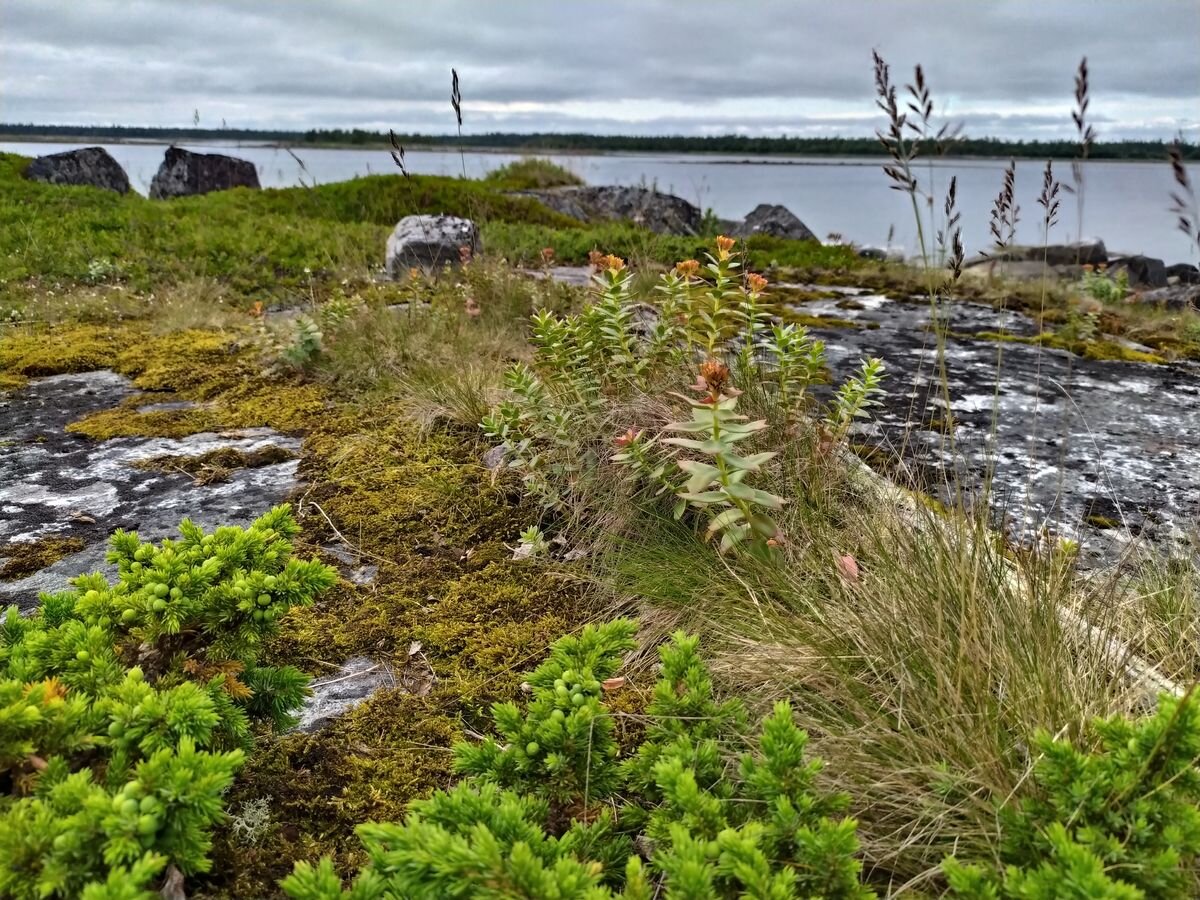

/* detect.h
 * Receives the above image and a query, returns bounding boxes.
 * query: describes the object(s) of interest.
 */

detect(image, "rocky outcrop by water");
[0,371,300,610]
[24,147,131,194]
[733,204,817,241]
[149,147,261,199]
[512,185,702,235]
[778,286,1200,563]
[386,215,481,274]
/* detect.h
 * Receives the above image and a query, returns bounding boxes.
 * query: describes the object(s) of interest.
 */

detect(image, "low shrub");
[0,505,337,898]
[483,158,586,190]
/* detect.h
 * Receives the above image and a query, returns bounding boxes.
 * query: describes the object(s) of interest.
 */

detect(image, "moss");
[969,330,1167,365]
[776,307,875,330]
[0,325,121,375]
[1084,514,1120,530]
[134,445,299,485]
[0,536,86,580]
[0,372,27,393]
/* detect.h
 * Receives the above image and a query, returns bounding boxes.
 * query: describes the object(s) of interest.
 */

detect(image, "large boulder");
[149,147,260,199]
[1165,263,1200,285]
[732,204,817,242]
[1108,254,1168,288]
[512,185,701,235]
[386,215,481,276]
[24,147,130,194]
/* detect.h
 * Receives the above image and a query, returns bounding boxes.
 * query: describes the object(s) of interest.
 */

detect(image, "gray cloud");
[1,0,1197,139]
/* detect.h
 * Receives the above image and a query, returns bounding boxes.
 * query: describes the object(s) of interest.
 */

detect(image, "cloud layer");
[2,1,1197,139]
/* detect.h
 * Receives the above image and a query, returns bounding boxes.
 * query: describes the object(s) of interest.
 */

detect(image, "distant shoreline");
[0,134,1191,167]
[1,128,1196,164]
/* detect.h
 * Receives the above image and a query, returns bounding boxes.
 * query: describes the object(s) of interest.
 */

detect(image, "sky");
[2,1,1198,141]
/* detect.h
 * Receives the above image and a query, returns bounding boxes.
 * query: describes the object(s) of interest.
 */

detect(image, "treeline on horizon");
[2,122,1197,161]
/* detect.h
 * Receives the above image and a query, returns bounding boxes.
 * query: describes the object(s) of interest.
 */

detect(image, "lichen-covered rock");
[149,146,260,199]
[733,203,817,242]
[510,185,701,235]
[24,147,130,194]
[295,656,393,732]
[385,215,481,275]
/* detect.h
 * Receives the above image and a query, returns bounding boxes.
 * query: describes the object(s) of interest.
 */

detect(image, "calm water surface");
[4,141,1197,262]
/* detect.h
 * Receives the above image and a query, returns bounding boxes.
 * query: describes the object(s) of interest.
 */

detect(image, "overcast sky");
[2,1,1197,140]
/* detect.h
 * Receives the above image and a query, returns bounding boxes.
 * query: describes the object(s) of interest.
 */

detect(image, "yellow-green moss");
[1084,514,1120,530]
[0,536,86,580]
[970,330,1167,365]
[0,324,121,376]
[0,372,27,393]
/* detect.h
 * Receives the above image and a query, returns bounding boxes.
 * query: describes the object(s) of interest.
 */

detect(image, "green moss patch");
[0,535,86,580]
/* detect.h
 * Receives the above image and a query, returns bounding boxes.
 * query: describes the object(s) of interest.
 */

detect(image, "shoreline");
[0,134,1192,166]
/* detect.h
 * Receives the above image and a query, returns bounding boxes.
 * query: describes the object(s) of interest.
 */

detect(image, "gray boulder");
[732,204,817,242]
[512,185,701,235]
[964,239,1107,269]
[1132,284,1200,310]
[149,147,260,199]
[386,215,481,276]
[1166,263,1200,285]
[1109,255,1167,288]
[24,147,130,194]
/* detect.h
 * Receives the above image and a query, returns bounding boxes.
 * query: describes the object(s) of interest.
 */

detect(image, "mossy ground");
[0,314,593,897]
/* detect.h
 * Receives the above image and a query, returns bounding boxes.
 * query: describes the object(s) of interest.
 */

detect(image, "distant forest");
[2,123,1197,161]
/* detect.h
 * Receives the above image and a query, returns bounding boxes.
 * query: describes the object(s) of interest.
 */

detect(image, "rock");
[24,147,130,194]
[295,656,391,732]
[1108,255,1167,288]
[960,260,1081,282]
[511,186,701,235]
[1166,263,1200,285]
[1131,284,1200,310]
[482,445,508,469]
[0,371,301,610]
[964,240,1107,269]
[857,245,905,262]
[732,204,817,242]
[385,215,481,276]
[149,147,260,199]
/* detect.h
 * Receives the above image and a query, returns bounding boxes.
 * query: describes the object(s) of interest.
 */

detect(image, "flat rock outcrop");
[149,147,261,199]
[24,147,131,194]
[0,371,300,610]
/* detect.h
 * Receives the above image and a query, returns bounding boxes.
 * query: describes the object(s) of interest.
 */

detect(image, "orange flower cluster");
[674,258,701,278]
[746,273,768,293]
[715,235,736,253]
[602,254,626,272]
[691,358,736,401]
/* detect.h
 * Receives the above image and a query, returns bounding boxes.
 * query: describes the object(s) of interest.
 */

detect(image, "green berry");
[152,599,167,612]
[170,587,182,600]
[525,741,540,755]
[108,721,124,738]
[139,796,160,814]
[257,593,271,606]
[84,590,101,602]
[571,693,584,707]
[75,650,90,662]
[121,799,138,817]
[154,583,169,598]
[137,814,159,836]
[121,608,137,623]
